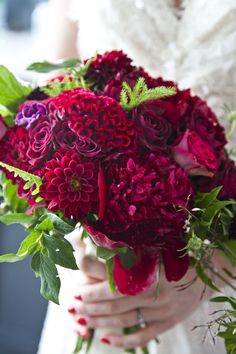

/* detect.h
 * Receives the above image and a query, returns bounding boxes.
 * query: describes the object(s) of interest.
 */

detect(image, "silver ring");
[136,308,146,328]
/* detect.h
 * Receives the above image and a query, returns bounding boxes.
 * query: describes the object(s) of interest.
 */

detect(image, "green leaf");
[195,187,222,209]
[0,65,32,111]
[0,230,41,263]
[202,200,235,224]
[42,234,78,270]
[1,175,28,213]
[196,263,220,292]
[73,335,84,354]
[119,248,136,270]
[36,217,54,232]
[41,213,75,235]
[120,77,176,111]
[31,252,61,304]
[27,58,80,73]
[0,161,42,198]
[96,246,127,260]
[210,296,236,310]
[0,104,14,126]
[106,258,116,292]
[0,213,34,226]
[218,240,236,266]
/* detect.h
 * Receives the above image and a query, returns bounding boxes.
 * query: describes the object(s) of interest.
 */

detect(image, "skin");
[64,229,235,349]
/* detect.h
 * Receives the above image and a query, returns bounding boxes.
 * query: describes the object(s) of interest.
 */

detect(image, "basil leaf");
[31,252,60,304]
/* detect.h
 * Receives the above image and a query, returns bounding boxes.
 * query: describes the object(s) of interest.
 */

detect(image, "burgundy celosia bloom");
[40,150,99,220]
[47,88,136,155]
[16,102,48,129]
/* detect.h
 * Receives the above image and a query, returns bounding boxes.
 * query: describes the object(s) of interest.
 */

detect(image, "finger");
[78,281,124,303]
[73,304,173,329]
[102,321,172,348]
[77,254,106,281]
[73,295,150,316]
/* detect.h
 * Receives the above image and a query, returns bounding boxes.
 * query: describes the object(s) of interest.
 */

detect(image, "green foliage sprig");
[41,59,93,97]
[0,162,43,202]
[120,77,176,110]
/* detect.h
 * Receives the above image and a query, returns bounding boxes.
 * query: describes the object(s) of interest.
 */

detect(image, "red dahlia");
[40,150,99,220]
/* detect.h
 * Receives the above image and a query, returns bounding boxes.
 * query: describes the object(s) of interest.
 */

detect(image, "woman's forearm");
[46,0,79,59]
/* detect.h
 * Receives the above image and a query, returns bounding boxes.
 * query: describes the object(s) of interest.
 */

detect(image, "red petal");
[113,250,159,295]
[162,243,189,282]
[98,167,106,220]
[85,223,127,250]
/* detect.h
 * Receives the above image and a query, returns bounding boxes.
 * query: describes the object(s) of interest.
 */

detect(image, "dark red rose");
[132,101,172,150]
[40,150,99,220]
[199,158,236,200]
[172,129,219,177]
[187,96,226,156]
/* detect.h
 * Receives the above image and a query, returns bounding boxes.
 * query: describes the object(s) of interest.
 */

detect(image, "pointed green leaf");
[42,234,78,270]
[0,230,41,263]
[31,252,61,304]
[27,58,80,73]
[0,213,35,226]
[0,65,32,111]
[96,246,127,261]
[40,213,75,234]
[210,296,236,310]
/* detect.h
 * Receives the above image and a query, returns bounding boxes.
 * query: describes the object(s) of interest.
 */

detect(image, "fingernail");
[100,337,110,345]
[77,317,87,326]
[68,307,76,314]
[74,295,82,301]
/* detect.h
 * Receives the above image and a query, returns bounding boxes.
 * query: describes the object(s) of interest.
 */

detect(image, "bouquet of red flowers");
[0,51,235,353]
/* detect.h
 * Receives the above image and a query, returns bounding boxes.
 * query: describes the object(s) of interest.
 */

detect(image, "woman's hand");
[65,233,211,349]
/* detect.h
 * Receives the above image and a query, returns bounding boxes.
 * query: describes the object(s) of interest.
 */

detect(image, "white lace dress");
[37,1,236,353]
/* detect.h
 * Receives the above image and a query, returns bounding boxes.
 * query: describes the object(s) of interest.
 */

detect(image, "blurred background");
[0,1,50,353]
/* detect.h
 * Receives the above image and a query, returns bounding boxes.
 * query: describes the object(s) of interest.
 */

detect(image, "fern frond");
[120,77,177,111]
[0,162,43,199]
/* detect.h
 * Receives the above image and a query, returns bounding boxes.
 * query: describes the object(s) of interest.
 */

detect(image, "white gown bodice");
[38,1,236,353]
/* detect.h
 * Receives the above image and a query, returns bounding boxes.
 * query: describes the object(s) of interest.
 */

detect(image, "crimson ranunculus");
[172,129,219,177]
[40,150,99,220]
[47,88,136,155]
[27,116,55,167]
